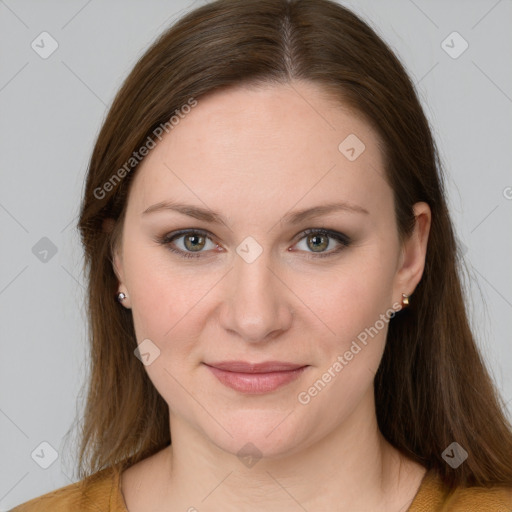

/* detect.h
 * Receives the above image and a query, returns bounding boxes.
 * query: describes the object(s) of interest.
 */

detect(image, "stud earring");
[117,292,127,303]
[401,293,410,308]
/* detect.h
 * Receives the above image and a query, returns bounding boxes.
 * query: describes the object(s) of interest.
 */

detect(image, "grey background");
[1,0,511,509]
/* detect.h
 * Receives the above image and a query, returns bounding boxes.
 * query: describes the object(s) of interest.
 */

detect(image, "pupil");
[186,235,203,251]
[310,234,327,252]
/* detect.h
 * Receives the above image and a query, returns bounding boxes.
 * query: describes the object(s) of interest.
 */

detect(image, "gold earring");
[401,293,410,308]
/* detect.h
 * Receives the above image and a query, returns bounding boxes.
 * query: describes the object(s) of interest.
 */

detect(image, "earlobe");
[107,219,131,308]
[113,254,131,308]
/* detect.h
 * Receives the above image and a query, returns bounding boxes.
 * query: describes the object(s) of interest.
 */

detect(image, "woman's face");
[113,80,429,459]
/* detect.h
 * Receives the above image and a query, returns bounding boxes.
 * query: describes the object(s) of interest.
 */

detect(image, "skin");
[113,80,431,511]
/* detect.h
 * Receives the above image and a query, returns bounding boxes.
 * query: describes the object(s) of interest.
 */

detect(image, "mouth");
[203,361,309,394]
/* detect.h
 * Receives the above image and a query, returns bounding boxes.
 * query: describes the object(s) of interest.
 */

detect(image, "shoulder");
[9,465,124,512]
[410,469,512,511]
[445,484,512,511]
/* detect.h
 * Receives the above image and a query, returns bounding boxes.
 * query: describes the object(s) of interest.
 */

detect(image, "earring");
[401,293,410,308]
[117,292,127,303]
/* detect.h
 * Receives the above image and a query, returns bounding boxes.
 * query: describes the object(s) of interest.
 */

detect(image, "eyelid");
[156,227,351,259]
[292,228,350,245]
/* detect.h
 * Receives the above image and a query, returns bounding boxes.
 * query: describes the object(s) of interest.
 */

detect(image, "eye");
[156,229,218,259]
[155,228,351,259]
[292,228,351,259]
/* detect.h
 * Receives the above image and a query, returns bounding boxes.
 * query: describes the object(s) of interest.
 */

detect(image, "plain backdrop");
[1,0,511,509]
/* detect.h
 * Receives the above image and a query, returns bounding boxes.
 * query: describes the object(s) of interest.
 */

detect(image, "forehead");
[127,81,390,223]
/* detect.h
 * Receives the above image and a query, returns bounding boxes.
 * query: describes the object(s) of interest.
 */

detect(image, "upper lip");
[204,361,307,373]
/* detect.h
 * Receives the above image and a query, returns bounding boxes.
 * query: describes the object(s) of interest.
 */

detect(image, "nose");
[218,250,293,343]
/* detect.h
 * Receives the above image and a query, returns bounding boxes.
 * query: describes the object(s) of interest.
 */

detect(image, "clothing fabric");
[10,464,512,511]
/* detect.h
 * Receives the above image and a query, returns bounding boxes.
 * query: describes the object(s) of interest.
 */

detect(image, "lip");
[206,360,306,373]
[203,361,309,394]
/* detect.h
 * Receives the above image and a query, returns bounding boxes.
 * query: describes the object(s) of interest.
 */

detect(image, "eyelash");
[154,228,352,260]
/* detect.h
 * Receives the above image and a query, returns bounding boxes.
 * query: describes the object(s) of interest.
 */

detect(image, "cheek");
[296,280,392,430]
[298,250,396,415]
[309,252,396,351]
[122,240,206,338]
[123,245,209,409]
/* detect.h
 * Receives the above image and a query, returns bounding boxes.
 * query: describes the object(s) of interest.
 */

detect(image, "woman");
[12,0,512,510]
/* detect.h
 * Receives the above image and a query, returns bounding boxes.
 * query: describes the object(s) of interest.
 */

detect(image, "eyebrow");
[141,200,369,224]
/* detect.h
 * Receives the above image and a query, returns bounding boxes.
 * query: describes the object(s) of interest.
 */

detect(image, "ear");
[393,202,431,302]
[102,217,125,284]
[112,245,124,284]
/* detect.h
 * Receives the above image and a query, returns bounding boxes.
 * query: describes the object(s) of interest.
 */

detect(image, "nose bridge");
[220,242,291,342]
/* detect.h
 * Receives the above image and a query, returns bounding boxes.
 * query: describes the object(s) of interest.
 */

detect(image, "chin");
[199,408,316,462]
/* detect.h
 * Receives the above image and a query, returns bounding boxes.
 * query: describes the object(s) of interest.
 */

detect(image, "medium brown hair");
[75,0,512,490]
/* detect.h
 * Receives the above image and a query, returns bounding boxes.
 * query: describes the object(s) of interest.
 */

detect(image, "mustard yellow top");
[10,465,512,511]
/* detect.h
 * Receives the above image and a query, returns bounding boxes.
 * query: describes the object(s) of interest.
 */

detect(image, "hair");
[75,0,512,490]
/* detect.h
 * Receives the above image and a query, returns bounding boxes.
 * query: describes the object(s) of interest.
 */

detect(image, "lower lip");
[205,365,308,394]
